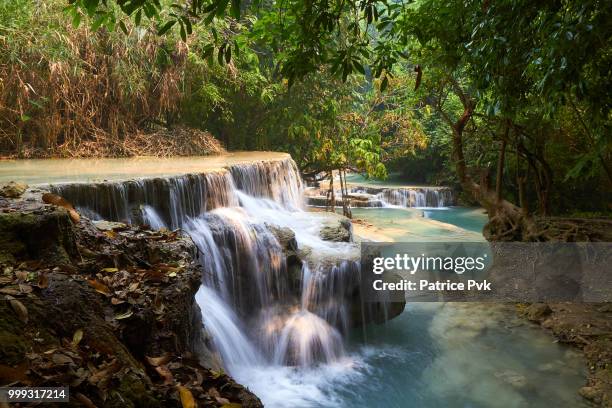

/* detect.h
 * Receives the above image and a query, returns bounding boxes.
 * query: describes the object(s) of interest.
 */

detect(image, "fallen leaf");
[110,297,125,305]
[37,272,49,289]
[87,279,110,296]
[52,353,75,365]
[155,365,174,385]
[7,295,28,323]
[142,270,166,283]
[72,329,84,347]
[0,287,21,296]
[177,385,195,408]
[114,309,133,320]
[156,264,181,273]
[101,267,118,273]
[19,284,32,294]
[89,360,121,385]
[145,353,172,367]
[42,193,80,223]
[210,369,224,379]
[75,392,97,408]
[15,270,28,281]
[216,397,231,405]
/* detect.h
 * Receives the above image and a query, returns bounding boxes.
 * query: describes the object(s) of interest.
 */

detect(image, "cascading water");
[50,171,237,229]
[183,195,363,369]
[306,184,454,209]
[352,186,453,208]
[48,158,381,404]
[26,155,589,407]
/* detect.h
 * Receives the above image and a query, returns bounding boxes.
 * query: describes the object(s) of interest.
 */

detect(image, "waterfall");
[183,200,362,368]
[351,186,454,208]
[50,171,236,229]
[142,205,167,230]
[47,157,388,378]
[306,185,454,208]
[50,158,306,227]
[195,286,264,370]
[230,159,304,210]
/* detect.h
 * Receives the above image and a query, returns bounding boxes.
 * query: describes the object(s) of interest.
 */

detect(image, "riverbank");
[520,303,612,406]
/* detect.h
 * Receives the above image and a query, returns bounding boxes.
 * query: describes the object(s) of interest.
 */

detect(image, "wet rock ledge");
[0,189,262,407]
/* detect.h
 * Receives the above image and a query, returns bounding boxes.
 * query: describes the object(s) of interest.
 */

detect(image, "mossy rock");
[0,208,77,265]
[0,303,31,366]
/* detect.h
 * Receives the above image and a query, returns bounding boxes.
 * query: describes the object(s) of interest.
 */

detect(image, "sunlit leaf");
[72,329,84,346]
[177,385,195,408]
[87,279,110,296]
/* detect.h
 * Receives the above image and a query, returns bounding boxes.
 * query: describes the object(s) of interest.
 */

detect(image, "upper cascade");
[47,156,304,229]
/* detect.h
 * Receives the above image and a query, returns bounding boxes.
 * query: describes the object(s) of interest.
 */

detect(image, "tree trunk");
[495,124,509,204]
[442,85,534,241]
[340,169,352,218]
[327,171,336,212]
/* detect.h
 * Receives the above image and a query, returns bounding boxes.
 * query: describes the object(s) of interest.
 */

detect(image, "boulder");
[266,224,298,251]
[525,303,552,321]
[0,181,28,198]
[320,217,353,242]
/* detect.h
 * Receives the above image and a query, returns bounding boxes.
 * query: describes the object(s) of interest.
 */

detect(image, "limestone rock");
[0,194,262,407]
[93,220,129,231]
[320,217,353,242]
[579,386,601,403]
[0,181,28,198]
[525,303,552,321]
[266,224,298,251]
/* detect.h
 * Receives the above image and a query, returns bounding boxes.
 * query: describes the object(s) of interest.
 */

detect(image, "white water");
[184,198,360,368]
[142,205,167,230]
[307,184,454,209]
[195,286,264,370]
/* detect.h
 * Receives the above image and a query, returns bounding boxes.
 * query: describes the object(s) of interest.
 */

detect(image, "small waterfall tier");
[47,155,303,229]
[306,184,454,208]
[34,154,402,379]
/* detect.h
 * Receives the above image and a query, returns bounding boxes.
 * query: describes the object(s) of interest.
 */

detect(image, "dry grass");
[0,1,225,158]
[122,126,226,157]
[8,126,226,158]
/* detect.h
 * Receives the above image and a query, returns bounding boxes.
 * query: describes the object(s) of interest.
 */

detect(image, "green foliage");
[5,0,611,214]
